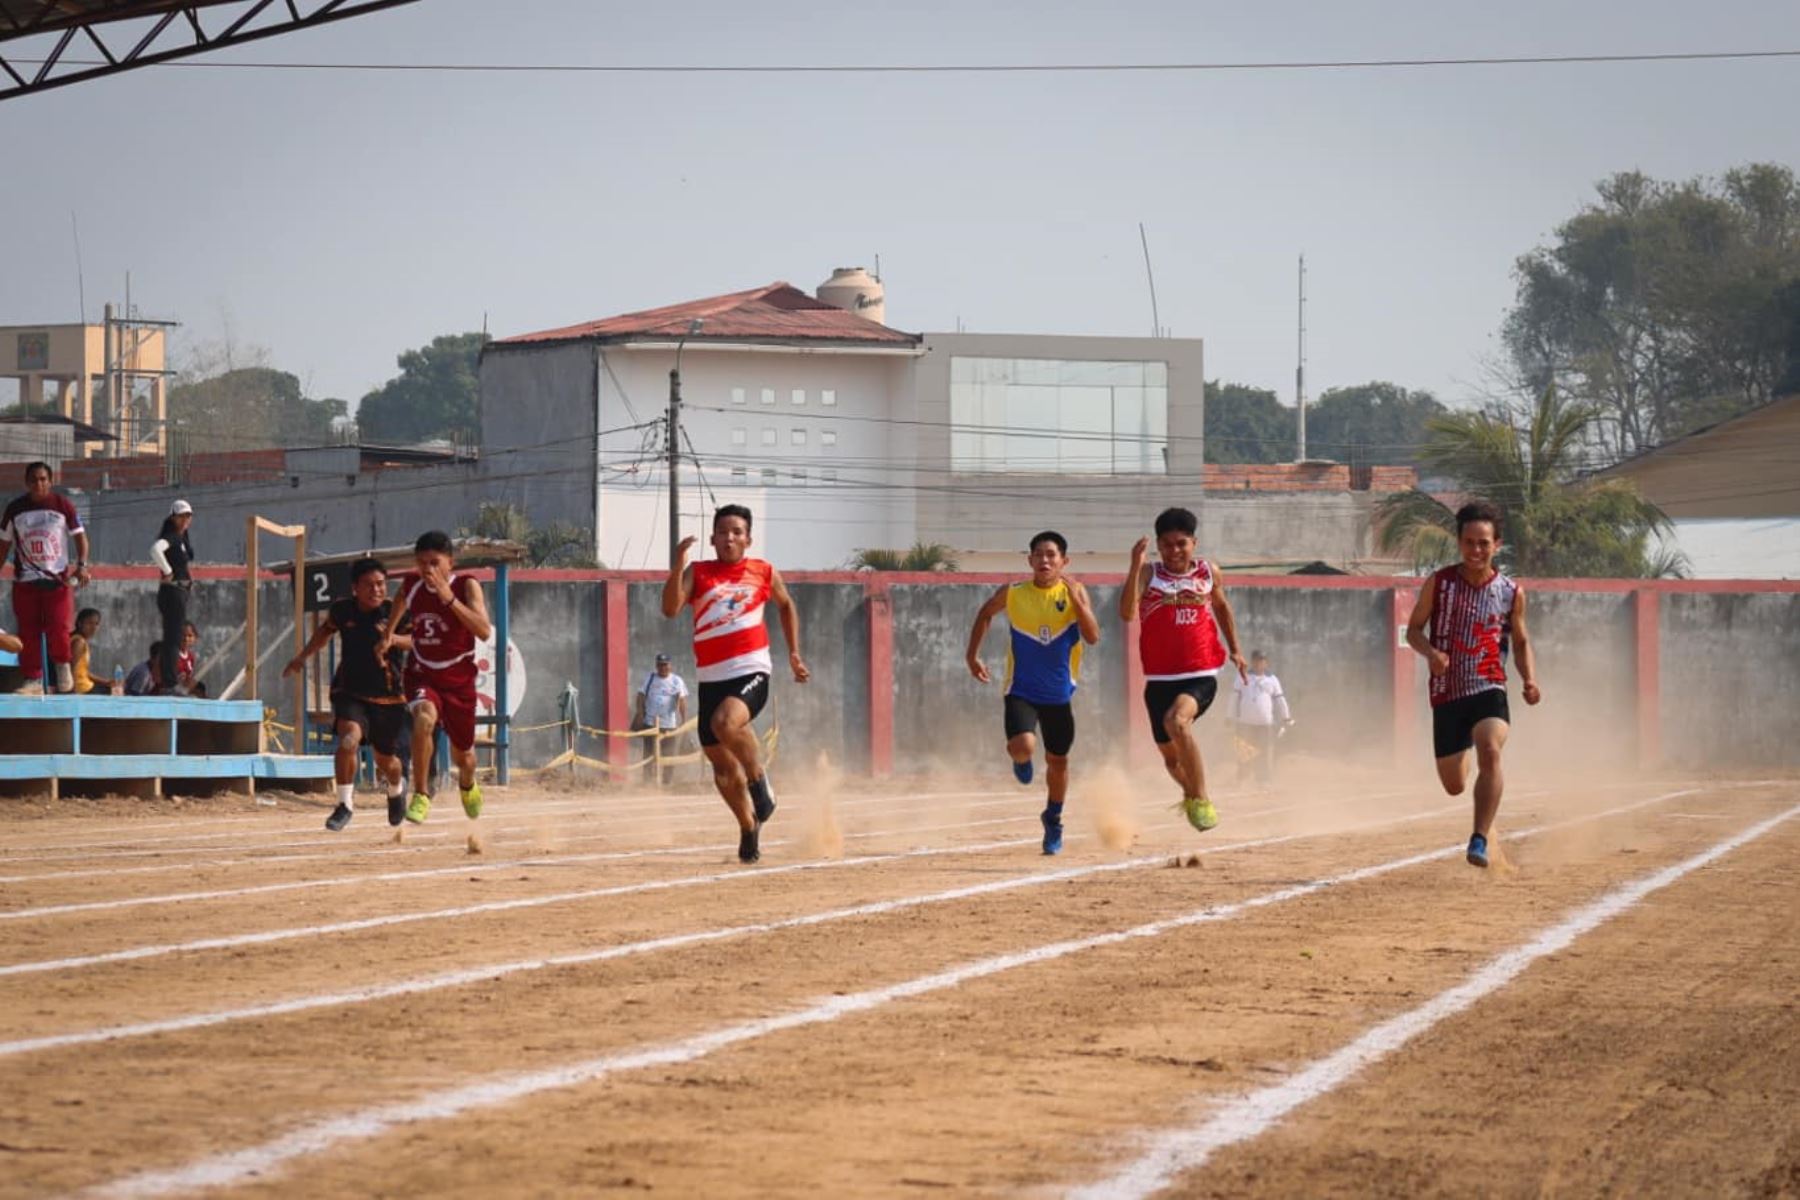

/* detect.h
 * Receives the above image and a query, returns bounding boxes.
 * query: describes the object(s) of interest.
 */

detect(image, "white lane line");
[0,810,1071,921]
[5,816,1419,1061]
[0,788,1045,864]
[0,789,1693,1060]
[1066,798,1800,1200]
[0,785,1391,899]
[78,786,1716,1199]
[0,838,1038,978]
[0,791,1056,882]
[0,784,1627,973]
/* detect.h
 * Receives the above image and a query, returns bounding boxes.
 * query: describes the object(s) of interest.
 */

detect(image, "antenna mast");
[1139,223,1162,338]
[1296,253,1307,461]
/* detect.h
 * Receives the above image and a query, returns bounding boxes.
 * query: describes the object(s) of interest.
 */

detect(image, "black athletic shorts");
[1432,688,1510,759]
[697,672,770,747]
[331,693,412,758]
[1143,676,1219,744]
[1003,694,1075,757]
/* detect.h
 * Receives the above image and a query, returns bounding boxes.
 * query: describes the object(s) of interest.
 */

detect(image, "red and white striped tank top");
[1426,564,1519,707]
[1138,559,1227,680]
[401,572,479,688]
[691,558,774,683]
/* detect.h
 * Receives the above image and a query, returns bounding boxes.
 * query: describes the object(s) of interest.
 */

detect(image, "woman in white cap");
[150,499,195,694]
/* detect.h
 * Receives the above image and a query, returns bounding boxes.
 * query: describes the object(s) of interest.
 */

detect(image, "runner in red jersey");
[1405,501,1541,869]
[0,461,90,693]
[662,504,810,864]
[382,530,493,826]
[1119,506,1247,835]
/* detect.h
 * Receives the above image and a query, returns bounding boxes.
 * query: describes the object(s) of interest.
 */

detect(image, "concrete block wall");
[11,570,1797,778]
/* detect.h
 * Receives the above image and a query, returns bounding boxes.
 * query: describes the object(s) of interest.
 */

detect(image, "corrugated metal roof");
[488,282,919,350]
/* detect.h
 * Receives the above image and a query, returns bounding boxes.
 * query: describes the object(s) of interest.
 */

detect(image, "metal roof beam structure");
[0,0,418,102]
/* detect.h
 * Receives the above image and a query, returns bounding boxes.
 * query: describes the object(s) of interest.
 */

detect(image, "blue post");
[494,561,510,785]
[39,632,48,694]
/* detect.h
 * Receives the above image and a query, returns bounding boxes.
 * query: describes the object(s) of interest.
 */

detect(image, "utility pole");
[1296,252,1308,462]
[667,318,704,566]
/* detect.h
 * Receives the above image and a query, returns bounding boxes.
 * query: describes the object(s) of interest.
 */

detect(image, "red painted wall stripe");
[1634,589,1661,768]
[864,577,895,777]
[1391,586,1417,765]
[603,579,631,769]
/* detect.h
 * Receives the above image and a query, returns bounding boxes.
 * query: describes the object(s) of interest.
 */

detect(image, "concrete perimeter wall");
[10,571,1797,777]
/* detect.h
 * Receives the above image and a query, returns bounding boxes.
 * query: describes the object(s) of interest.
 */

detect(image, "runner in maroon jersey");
[0,461,90,693]
[661,505,810,864]
[1405,500,1541,868]
[382,530,493,825]
[1119,507,1248,834]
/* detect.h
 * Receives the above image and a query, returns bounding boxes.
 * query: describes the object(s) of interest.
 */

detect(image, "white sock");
[387,779,404,798]
[336,784,355,809]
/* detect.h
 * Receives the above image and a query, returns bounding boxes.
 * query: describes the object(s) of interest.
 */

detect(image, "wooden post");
[245,514,260,703]
[292,528,306,753]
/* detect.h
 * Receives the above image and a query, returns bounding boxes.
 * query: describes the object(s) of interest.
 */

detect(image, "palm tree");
[848,542,961,572]
[1376,384,1686,577]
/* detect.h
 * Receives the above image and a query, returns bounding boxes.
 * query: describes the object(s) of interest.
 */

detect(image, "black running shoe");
[325,803,354,832]
[749,775,777,827]
[386,794,406,827]
[738,825,761,864]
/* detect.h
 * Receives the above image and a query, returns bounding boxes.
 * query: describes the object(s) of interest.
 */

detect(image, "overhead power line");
[13,48,1800,75]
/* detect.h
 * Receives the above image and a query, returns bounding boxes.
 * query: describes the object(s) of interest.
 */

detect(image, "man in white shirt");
[1230,650,1292,787]
[635,653,690,785]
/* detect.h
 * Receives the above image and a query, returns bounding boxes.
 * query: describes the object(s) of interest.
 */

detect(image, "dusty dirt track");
[0,762,1795,1198]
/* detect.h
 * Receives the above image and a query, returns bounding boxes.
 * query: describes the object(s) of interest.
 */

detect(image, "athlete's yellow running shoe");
[1181,795,1219,832]
[404,793,431,824]
[461,783,482,819]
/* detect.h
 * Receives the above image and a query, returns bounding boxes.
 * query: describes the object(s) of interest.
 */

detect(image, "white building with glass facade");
[477,282,1206,570]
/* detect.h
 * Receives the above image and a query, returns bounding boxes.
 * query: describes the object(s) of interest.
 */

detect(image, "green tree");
[1304,382,1447,468]
[358,332,487,444]
[1204,380,1289,463]
[1375,384,1685,578]
[167,367,346,452]
[463,501,599,568]
[1504,163,1800,459]
[849,542,960,572]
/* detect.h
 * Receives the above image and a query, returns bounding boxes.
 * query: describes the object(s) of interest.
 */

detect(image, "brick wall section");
[0,449,288,492]
[1204,463,1418,493]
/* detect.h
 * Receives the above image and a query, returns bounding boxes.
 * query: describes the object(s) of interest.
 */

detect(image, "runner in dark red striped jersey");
[661,505,810,863]
[382,531,493,826]
[1405,501,1541,869]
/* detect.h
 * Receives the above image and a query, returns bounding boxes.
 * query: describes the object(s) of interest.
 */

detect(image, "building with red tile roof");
[486,283,920,351]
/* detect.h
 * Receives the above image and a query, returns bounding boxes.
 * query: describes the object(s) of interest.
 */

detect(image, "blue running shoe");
[1040,804,1064,855]
[1012,759,1034,786]
[1466,833,1489,868]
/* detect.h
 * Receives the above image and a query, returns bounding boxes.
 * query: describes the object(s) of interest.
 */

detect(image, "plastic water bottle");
[113,664,124,694]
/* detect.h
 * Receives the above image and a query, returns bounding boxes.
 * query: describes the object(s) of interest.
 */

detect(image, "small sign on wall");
[16,332,49,371]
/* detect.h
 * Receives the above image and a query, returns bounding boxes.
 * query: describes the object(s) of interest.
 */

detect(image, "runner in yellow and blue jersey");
[966,531,1101,854]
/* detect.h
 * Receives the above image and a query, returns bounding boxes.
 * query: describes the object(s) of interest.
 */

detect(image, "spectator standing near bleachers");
[149,500,195,695]
[0,461,90,693]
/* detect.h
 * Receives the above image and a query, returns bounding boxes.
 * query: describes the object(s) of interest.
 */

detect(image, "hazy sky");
[2,0,1797,411]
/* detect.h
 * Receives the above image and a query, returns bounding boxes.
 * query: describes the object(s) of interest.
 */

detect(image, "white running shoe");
[15,679,45,695]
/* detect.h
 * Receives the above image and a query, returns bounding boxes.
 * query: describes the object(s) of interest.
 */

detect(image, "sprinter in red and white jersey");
[1405,500,1541,869]
[662,504,809,863]
[1119,506,1248,835]
[382,530,493,827]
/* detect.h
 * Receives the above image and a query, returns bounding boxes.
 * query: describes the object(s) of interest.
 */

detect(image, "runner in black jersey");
[285,557,414,830]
